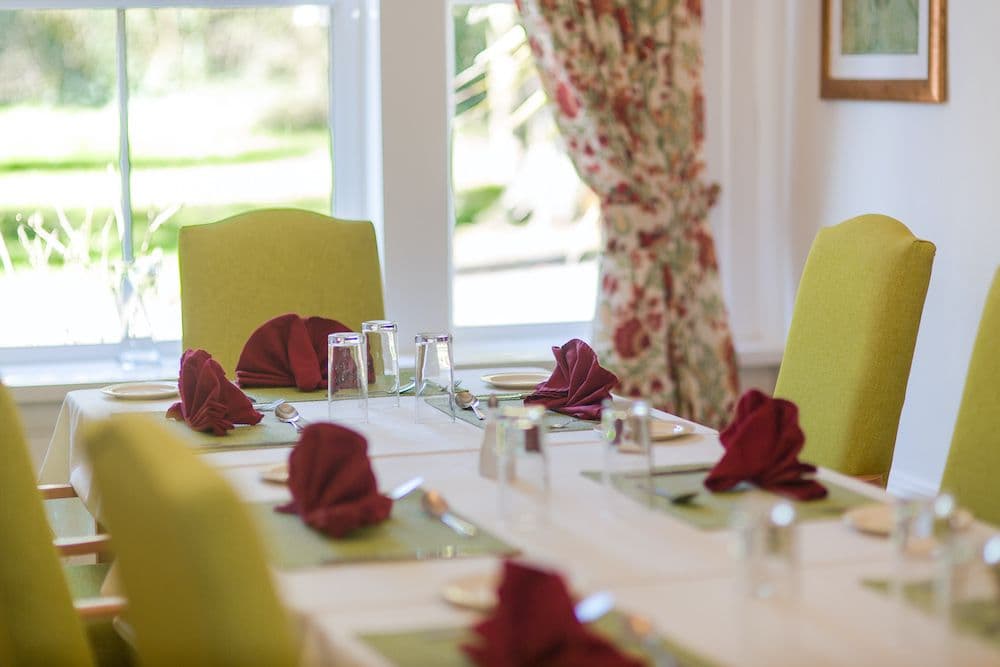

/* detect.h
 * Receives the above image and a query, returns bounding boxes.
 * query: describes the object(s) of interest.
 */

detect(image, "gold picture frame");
[821,0,947,103]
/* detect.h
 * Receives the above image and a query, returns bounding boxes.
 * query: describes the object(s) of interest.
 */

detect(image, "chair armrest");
[74,596,127,620]
[55,533,112,558]
[39,484,79,499]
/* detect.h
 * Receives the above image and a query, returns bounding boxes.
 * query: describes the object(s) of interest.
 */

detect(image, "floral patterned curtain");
[517,0,738,428]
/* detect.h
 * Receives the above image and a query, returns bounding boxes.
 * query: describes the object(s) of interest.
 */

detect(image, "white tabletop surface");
[45,369,1000,666]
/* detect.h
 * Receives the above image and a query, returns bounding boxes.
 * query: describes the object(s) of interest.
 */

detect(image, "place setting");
[358,560,720,667]
[584,389,876,531]
[246,421,518,570]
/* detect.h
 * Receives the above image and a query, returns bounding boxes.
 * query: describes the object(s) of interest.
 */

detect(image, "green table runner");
[360,610,719,667]
[243,386,327,403]
[582,464,874,530]
[425,395,596,433]
[157,412,298,452]
[863,579,1000,649]
[248,492,518,569]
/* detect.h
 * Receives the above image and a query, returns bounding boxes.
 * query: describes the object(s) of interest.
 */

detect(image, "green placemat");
[425,395,596,433]
[155,412,298,452]
[242,386,328,402]
[248,492,519,569]
[359,610,719,667]
[863,578,1000,649]
[582,464,874,530]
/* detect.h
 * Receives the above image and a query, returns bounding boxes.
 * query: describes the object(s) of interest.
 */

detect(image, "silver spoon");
[421,489,478,536]
[275,402,309,432]
[454,390,485,420]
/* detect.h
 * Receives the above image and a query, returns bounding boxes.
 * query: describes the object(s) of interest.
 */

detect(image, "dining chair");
[0,383,128,666]
[84,414,300,666]
[179,208,385,375]
[938,268,1000,525]
[773,214,935,483]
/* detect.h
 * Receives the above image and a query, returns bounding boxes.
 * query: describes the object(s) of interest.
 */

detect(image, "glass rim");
[362,319,398,332]
[328,332,363,344]
[415,332,452,343]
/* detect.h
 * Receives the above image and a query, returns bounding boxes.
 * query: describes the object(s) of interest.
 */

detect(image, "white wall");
[737,1,1000,495]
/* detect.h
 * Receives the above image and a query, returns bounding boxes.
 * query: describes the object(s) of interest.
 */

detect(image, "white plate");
[259,463,289,485]
[441,572,499,612]
[843,503,973,539]
[441,569,585,613]
[650,420,696,441]
[100,381,179,400]
[479,372,549,390]
[842,503,894,536]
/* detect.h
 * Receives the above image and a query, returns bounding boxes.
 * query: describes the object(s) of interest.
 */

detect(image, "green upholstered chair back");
[84,415,299,667]
[179,208,385,375]
[0,383,94,667]
[940,268,1000,525]
[773,214,935,480]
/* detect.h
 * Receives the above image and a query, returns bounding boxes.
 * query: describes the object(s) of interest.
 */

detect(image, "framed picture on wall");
[821,0,947,102]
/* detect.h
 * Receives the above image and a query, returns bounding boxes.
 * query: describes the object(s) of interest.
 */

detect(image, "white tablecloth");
[44,371,1000,666]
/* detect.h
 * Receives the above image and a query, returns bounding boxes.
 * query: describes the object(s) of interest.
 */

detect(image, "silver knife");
[386,476,424,500]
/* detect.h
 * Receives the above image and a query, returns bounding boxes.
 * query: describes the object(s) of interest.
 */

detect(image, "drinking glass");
[414,332,455,423]
[496,404,548,531]
[891,494,955,614]
[327,332,368,423]
[600,400,652,514]
[362,320,400,406]
[731,494,799,600]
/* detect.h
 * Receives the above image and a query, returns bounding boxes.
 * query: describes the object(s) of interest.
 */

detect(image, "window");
[450,4,598,327]
[0,4,335,359]
[0,0,783,373]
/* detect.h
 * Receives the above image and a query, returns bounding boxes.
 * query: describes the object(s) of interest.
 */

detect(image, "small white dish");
[479,372,549,390]
[441,572,499,612]
[843,502,973,539]
[649,420,695,441]
[259,463,289,485]
[100,381,179,400]
[843,503,894,536]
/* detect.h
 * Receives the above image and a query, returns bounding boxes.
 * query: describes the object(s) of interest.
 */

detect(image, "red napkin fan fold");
[277,423,392,538]
[166,349,262,436]
[235,313,352,391]
[524,339,618,420]
[704,389,827,501]
[462,560,644,667]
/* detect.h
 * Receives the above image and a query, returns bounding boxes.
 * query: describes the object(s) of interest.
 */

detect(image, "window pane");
[0,9,122,347]
[451,4,598,327]
[125,6,331,342]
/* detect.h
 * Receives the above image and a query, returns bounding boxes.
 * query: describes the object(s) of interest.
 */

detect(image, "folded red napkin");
[462,561,644,667]
[235,313,352,391]
[704,389,827,501]
[524,339,618,420]
[166,349,263,436]
[276,423,392,538]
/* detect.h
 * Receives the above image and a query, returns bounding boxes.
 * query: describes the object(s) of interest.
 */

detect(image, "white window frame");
[0,0,787,374]
[380,0,591,366]
[0,0,377,368]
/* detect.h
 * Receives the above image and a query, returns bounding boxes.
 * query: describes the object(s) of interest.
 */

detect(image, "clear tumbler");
[327,331,368,423]
[362,320,400,406]
[414,332,455,423]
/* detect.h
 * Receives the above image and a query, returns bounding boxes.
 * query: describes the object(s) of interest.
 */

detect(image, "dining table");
[39,368,1000,666]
